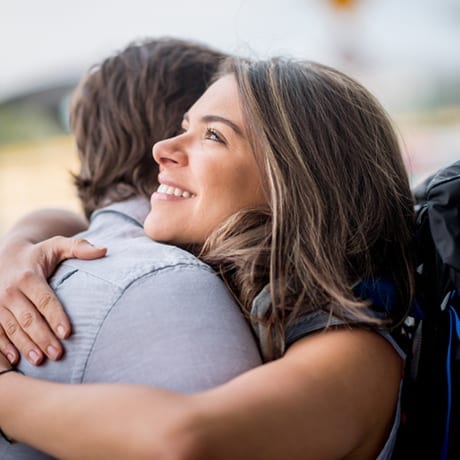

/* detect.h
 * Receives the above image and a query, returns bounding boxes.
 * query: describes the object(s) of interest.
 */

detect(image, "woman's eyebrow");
[201,115,243,137]
[182,112,244,137]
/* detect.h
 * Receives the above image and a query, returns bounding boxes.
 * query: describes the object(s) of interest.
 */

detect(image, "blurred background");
[1,0,459,236]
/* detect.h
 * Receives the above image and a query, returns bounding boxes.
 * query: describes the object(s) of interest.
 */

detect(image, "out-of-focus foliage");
[0,84,75,146]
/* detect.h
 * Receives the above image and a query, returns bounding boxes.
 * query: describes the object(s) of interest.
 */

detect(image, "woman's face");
[144,74,267,245]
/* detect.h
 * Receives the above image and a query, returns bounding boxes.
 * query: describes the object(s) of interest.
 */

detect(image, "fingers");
[9,236,106,362]
[20,273,71,340]
[0,326,19,365]
[46,237,106,262]
[0,236,106,366]
[2,269,70,364]
[71,238,107,260]
[18,270,71,340]
[0,306,43,365]
[0,295,65,365]
[13,236,104,341]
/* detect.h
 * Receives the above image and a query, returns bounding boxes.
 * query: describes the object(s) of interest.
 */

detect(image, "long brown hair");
[70,38,227,217]
[201,58,415,359]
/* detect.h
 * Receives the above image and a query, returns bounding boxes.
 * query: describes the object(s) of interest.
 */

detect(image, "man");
[0,38,261,458]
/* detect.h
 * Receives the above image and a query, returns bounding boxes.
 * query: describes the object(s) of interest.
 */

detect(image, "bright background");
[1,0,459,235]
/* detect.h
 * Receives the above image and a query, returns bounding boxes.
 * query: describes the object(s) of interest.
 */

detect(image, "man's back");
[1,197,261,458]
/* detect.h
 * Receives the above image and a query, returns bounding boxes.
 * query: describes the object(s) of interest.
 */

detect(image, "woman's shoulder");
[284,327,403,460]
[285,309,406,358]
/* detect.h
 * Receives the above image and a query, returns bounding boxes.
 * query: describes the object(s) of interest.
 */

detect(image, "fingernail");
[88,241,104,249]
[28,349,40,364]
[6,352,16,364]
[47,345,59,360]
[57,324,67,339]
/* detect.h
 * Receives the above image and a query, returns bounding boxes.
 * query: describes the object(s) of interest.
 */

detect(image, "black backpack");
[394,161,460,459]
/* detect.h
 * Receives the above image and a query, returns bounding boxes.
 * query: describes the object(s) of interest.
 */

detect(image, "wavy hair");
[70,38,226,217]
[201,58,415,359]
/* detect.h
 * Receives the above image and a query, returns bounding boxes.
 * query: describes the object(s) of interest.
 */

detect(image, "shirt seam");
[79,263,220,382]
[58,260,214,290]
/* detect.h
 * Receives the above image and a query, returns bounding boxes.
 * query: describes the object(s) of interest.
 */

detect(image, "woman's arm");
[2,208,89,243]
[0,209,105,365]
[0,328,402,460]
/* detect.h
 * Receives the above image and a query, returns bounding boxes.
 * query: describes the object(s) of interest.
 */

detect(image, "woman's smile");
[144,74,266,246]
[152,181,196,200]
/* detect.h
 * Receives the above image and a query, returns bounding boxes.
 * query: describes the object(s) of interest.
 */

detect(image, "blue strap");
[443,290,460,460]
[353,277,396,312]
[354,277,424,320]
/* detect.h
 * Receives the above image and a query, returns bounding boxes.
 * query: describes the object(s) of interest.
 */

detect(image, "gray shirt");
[1,197,261,458]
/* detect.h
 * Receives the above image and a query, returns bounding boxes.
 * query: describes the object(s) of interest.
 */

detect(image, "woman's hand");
[0,236,106,365]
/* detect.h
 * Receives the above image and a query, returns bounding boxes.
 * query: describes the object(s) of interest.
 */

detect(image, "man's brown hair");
[70,37,226,217]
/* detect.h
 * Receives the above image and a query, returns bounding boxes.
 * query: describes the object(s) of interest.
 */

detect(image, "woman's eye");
[205,128,224,144]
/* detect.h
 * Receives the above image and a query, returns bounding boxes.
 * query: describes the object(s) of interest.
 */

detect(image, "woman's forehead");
[188,74,240,117]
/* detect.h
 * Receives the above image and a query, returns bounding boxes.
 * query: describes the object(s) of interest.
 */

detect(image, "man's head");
[70,37,227,217]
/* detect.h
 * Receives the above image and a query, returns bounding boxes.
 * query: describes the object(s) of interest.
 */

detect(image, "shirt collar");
[90,196,150,228]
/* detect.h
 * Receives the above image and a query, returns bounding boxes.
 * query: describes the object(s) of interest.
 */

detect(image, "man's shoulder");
[52,197,212,288]
[52,234,211,290]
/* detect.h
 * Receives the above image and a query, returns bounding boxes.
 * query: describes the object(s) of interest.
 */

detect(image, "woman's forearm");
[0,373,195,460]
[3,209,88,244]
[0,329,401,460]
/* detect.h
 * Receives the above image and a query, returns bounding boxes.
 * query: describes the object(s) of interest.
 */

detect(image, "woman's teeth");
[157,184,194,198]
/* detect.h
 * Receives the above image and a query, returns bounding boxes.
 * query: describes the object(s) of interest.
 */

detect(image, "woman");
[0,57,414,459]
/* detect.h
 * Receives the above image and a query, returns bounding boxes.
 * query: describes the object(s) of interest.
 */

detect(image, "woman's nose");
[152,136,188,168]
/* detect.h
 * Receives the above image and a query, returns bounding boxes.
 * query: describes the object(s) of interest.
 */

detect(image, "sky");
[1,0,460,111]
